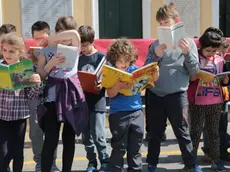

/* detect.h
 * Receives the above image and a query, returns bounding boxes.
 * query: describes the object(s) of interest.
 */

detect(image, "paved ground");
[13,124,230,171]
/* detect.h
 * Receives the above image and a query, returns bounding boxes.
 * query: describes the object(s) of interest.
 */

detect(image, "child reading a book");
[37,16,88,172]
[0,33,41,172]
[106,38,159,172]
[77,25,109,172]
[28,21,60,172]
[144,3,201,172]
[189,27,228,171]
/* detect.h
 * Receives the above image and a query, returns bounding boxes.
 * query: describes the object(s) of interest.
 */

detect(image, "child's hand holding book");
[48,53,66,67]
[155,44,167,57]
[179,38,190,55]
[223,75,229,84]
[29,74,41,86]
[117,80,131,90]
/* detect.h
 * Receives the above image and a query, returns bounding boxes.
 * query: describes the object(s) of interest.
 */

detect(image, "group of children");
[0,2,230,172]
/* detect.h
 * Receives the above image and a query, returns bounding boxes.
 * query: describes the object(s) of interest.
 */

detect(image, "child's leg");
[205,103,222,161]
[41,102,61,172]
[90,111,109,164]
[0,120,11,171]
[62,121,76,172]
[167,92,195,169]
[146,91,167,167]
[127,110,144,171]
[10,119,27,172]
[108,111,131,172]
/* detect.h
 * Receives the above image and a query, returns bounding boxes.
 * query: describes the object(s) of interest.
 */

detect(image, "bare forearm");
[107,84,120,98]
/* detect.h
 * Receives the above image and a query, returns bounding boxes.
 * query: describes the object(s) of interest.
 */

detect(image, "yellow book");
[197,70,230,83]
[101,62,158,96]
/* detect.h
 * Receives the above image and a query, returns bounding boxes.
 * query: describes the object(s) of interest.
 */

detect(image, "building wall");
[1,0,213,38]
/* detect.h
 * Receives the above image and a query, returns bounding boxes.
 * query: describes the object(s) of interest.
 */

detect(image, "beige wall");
[1,0,93,36]
[150,0,213,38]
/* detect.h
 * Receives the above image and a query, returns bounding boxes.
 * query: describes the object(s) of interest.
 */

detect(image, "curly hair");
[106,38,137,66]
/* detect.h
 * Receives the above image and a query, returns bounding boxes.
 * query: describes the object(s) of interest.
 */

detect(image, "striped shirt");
[0,86,41,121]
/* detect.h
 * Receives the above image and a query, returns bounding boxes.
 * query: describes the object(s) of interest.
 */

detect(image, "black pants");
[0,119,26,172]
[41,102,76,172]
[109,110,144,172]
[146,91,195,168]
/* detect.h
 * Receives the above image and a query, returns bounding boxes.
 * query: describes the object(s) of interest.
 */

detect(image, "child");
[37,16,88,172]
[189,27,228,171]
[0,33,41,172]
[28,21,59,172]
[77,25,109,172]
[144,3,201,172]
[106,38,159,172]
[202,37,230,162]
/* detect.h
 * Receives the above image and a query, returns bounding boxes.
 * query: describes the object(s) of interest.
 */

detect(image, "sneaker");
[35,163,41,172]
[51,164,60,172]
[86,163,97,172]
[183,165,203,172]
[148,165,157,172]
[99,163,109,172]
[7,167,11,172]
[211,160,225,172]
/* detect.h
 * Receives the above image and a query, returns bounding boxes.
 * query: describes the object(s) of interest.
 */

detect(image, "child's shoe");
[211,160,225,172]
[183,165,203,172]
[148,165,156,172]
[86,162,97,172]
[99,163,109,172]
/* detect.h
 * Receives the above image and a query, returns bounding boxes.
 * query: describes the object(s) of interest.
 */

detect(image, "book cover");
[29,46,42,64]
[197,70,230,83]
[101,62,158,96]
[0,60,35,90]
[157,22,186,50]
[56,44,80,69]
[78,56,106,94]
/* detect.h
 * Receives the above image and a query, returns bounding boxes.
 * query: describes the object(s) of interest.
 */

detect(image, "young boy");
[77,25,109,172]
[29,21,59,172]
[144,3,201,172]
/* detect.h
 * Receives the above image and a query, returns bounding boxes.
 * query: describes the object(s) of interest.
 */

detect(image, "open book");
[0,60,36,90]
[197,70,230,83]
[78,56,106,94]
[29,46,42,64]
[101,62,158,96]
[56,44,79,70]
[157,22,186,50]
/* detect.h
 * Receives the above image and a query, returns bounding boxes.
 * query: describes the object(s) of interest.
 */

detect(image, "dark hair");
[199,27,222,49]
[106,38,137,66]
[0,24,16,35]
[156,2,179,22]
[31,21,50,36]
[55,16,77,33]
[78,25,95,43]
[221,37,230,49]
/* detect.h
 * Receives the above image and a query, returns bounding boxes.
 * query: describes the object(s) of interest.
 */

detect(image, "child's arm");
[48,30,81,47]
[181,39,200,76]
[144,41,164,65]
[107,80,130,98]
[25,73,42,99]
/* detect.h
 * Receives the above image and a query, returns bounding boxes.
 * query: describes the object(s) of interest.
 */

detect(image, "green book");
[0,60,36,90]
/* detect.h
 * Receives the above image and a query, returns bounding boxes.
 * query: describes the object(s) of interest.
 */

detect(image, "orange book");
[29,46,42,64]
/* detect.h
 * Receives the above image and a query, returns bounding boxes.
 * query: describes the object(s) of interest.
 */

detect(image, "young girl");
[37,16,88,172]
[189,27,228,171]
[106,38,159,172]
[0,33,41,172]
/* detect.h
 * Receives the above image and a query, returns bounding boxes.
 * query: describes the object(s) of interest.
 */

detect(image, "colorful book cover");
[0,60,35,90]
[101,62,158,96]
[29,46,42,64]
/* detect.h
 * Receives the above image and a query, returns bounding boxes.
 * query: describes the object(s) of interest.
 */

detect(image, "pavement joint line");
[22,149,202,165]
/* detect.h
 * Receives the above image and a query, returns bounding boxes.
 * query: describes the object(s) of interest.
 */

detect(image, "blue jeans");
[82,111,109,163]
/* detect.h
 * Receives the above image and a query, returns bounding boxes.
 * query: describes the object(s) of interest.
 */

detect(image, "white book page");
[56,44,79,70]
[157,27,173,50]
[171,22,186,48]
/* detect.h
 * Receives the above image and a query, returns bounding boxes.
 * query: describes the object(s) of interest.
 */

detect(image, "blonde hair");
[106,38,137,66]
[1,33,26,60]
[156,2,179,22]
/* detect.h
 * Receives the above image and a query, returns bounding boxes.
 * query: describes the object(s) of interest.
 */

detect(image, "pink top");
[195,55,224,105]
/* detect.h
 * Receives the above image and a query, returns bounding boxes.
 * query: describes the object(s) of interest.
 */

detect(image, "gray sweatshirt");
[145,39,199,97]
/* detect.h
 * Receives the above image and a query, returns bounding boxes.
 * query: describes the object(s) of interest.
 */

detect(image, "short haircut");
[0,24,16,35]
[106,38,137,66]
[31,21,50,36]
[156,2,179,22]
[55,16,77,33]
[78,25,95,43]
[199,27,223,49]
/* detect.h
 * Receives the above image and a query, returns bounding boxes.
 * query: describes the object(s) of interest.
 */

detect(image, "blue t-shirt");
[109,65,142,114]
